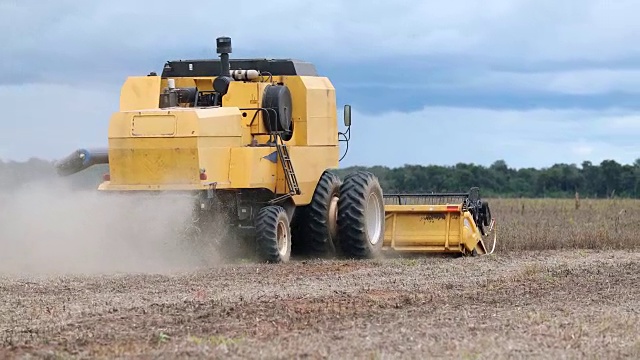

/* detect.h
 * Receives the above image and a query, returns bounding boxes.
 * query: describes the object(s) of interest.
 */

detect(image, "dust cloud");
[0,179,224,276]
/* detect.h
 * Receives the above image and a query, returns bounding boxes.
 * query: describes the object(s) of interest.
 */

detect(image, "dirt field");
[1,250,639,359]
[1,188,639,359]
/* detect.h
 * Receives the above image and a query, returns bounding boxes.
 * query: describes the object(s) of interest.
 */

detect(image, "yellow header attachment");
[381,190,497,256]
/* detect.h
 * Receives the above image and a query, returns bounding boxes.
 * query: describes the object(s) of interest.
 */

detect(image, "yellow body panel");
[119,76,162,111]
[106,137,199,186]
[222,81,268,141]
[282,76,338,146]
[382,204,487,254]
[277,146,340,204]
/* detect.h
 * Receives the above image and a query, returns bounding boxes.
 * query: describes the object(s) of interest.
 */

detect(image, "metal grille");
[383,192,470,206]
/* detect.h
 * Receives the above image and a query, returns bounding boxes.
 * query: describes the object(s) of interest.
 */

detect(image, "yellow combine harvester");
[55,36,496,263]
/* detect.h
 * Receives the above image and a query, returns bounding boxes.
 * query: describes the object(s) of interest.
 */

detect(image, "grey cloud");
[0,82,638,168]
[2,0,640,84]
[1,0,639,166]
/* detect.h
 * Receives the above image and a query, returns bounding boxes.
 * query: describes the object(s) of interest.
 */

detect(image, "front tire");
[337,171,385,259]
[255,205,292,263]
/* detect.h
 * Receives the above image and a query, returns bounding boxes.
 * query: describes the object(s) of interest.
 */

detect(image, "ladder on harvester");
[270,133,301,204]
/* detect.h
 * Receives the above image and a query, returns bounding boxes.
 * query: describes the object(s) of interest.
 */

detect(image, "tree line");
[1,157,639,198]
[334,159,640,199]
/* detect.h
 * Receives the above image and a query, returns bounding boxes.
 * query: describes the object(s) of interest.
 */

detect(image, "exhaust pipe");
[212,36,233,98]
[216,36,232,77]
[55,148,109,177]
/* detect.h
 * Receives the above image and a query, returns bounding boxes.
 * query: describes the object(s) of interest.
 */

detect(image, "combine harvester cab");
[382,187,497,256]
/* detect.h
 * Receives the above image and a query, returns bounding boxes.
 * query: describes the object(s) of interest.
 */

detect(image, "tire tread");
[255,205,289,263]
[337,171,383,259]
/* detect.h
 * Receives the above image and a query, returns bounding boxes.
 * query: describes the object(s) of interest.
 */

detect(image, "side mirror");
[343,104,352,127]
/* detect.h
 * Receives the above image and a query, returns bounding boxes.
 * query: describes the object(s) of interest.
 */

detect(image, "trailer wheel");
[480,201,492,227]
[293,171,342,257]
[255,205,291,263]
[337,171,385,259]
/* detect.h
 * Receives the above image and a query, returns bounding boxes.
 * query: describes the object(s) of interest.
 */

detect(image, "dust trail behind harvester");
[0,179,224,276]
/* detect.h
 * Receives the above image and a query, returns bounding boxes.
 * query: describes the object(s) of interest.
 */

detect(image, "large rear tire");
[337,171,385,259]
[292,171,342,258]
[255,205,292,263]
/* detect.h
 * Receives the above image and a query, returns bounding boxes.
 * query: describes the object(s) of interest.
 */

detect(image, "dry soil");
[1,250,639,359]
[1,186,638,359]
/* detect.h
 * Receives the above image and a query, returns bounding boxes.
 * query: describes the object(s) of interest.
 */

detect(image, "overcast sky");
[1,0,639,169]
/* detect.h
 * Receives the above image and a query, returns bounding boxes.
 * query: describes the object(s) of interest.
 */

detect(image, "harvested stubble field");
[491,197,640,251]
[1,194,639,359]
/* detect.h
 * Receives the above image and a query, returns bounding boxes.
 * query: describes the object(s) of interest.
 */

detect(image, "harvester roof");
[160,58,319,78]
